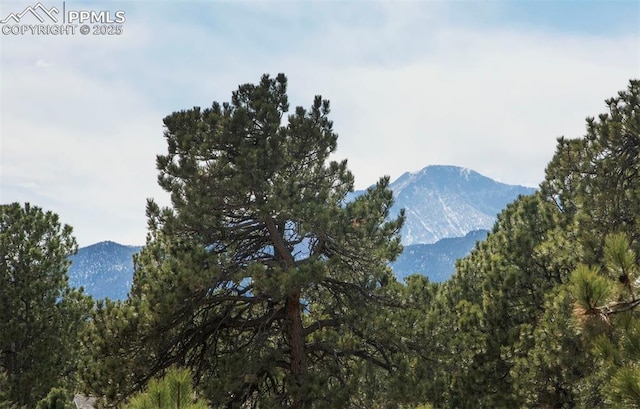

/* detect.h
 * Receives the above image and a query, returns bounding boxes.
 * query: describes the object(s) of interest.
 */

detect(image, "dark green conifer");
[0,203,92,407]
[86,74,404,408]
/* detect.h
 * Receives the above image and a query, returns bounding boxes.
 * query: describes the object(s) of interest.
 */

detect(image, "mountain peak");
[350,164,535,245]
[389,165,536,244]
[408,165,495,182]
[395,165,482,193]
[83,241,141,250]
[68,241,142,300]
[412,164,471,174]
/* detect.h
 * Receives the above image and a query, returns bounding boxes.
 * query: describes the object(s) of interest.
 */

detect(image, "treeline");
[1,76,638,409]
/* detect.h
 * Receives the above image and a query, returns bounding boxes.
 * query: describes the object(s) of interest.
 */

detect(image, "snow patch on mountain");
[68,241,141,300]
[358,165,536,245]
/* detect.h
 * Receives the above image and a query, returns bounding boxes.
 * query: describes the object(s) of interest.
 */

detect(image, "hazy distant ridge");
[392,229,489,282]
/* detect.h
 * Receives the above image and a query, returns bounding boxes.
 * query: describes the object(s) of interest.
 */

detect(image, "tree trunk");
[287,292,307,409]
[264,218,308,407]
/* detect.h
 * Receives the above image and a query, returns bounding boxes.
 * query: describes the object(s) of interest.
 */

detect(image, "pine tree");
[571,233,640,407]
[0,203,93,407]
[36,388,74,409]
[542,79,640,263]
[126,367,208,409]
[86,74,404,408]
[416,79,639,408]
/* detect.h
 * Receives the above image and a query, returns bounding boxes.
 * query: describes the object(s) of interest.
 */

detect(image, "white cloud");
[279,26,638,188]
[1,22,168,245]
[35,58,53,67]
[1,1,638,245]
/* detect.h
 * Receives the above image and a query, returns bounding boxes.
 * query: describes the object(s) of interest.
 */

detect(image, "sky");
[1,0,639,247]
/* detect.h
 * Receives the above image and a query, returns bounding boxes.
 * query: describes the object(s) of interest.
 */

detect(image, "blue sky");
[1,0,639,246]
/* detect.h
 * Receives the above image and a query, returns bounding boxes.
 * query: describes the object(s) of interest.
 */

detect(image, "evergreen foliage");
[0,203,93,408]
[571,233,640,407]
[35,388,74,409]
[85,74,405,408]
[75,77,639,408]
[126,367,209,409]
[403,79,639,408]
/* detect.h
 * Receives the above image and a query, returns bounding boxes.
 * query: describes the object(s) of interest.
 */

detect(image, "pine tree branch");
[303,318,342,336]
[602,298,640,316]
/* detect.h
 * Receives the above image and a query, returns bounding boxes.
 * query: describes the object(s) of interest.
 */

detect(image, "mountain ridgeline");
[68,165,534,299]
[68,241,141,300]
[391,229,489,282]
[351,165,536,244]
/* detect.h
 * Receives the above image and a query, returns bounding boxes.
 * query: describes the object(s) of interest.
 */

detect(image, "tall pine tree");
[0,203,92,407]
[86,74,404,408]
[412,79,639,408]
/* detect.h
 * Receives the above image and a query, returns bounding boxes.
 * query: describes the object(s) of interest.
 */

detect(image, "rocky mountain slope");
[352,165,535,245]
[68,241,141,300]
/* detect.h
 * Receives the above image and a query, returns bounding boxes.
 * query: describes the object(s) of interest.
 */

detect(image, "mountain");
[67,165,535,299]
[392,229,489,282]
[353,165,536,245]
[66,231,483,300]
[68,241,141,300]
